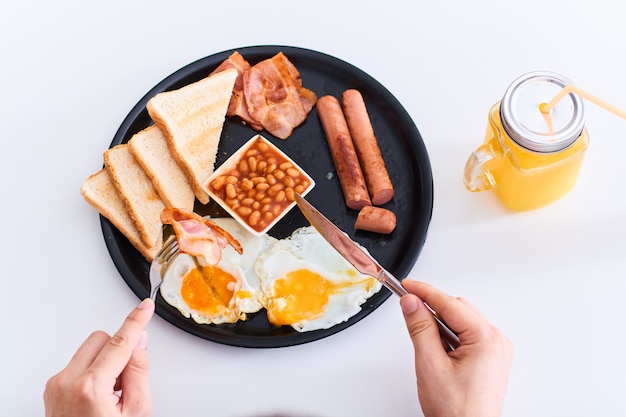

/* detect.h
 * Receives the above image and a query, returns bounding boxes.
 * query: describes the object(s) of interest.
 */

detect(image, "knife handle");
[379,269,409,297]
[429,309,461,350]
[380,270,461,350]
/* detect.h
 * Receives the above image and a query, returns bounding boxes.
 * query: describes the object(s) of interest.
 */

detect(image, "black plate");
[101,45,433,348]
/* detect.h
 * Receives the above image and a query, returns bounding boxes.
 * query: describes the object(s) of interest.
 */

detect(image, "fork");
[149,234,180,301]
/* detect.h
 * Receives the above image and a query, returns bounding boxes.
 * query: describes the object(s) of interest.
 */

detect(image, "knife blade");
[294,193,460,350]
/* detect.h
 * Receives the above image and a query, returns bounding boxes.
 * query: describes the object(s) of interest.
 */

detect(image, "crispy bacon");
[210,52,264,130]
[212,51,317,139]
[243,52,317,139]
[160,208,243,265]
[281,53,317,114]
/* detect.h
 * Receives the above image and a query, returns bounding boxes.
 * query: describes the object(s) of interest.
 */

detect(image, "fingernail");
[400,294,419,315]
[138,298,153,309]
[137,330,148,349]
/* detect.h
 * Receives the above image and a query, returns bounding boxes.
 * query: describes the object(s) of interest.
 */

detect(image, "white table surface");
[2,1,625,416]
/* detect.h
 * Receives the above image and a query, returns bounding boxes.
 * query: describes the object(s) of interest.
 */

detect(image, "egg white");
[160,217,276,325]
[254,226,382,332]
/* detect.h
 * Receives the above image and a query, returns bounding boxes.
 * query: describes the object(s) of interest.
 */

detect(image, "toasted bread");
[128,125,195,210]
[103,144,166,248]
[80,169,162,261]
[147,68,237,204]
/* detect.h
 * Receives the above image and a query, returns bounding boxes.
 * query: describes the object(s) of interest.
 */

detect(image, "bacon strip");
[212,51,317,139]
[210,52,263,130]
[243,52,317,139]
[160,208,243,265]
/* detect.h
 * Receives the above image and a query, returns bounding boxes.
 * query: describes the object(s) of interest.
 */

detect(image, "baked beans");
[207,137,312,233]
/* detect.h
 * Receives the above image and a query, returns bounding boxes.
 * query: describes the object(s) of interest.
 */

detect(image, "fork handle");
[150,282,162,301]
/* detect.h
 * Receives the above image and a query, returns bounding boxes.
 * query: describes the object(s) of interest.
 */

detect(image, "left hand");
[44,298,155,417]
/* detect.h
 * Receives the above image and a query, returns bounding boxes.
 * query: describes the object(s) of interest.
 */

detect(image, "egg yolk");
[181,265,237,314]
[265,268,374,326]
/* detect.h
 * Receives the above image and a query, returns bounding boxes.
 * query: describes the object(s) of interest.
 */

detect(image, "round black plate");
[101,45,433,348]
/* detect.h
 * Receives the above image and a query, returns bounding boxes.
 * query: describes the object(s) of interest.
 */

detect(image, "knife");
[294,193,460,350]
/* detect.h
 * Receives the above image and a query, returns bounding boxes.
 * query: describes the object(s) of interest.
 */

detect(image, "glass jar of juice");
[464,71,590,211]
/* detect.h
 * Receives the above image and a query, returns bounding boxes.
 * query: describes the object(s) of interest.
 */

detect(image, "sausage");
[317,95,371,210]
[354,206,396,234]
[341,89,394,205]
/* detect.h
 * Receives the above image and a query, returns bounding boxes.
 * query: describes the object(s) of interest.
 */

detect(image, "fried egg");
[254,226,382,332]
[160,217,277,325]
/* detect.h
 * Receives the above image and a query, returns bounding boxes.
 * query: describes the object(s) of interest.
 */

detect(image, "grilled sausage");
[355,206,396,234]
[341,89,394,205]
[317,95,371,210]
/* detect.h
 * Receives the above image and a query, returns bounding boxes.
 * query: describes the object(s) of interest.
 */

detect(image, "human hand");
[44,298,155,417]
[400,280,513,417]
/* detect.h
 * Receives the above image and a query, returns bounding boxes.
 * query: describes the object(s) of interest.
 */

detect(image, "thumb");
[119,331,152,416]
[400,294,448,367]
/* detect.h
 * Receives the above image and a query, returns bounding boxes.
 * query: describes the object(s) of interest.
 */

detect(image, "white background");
[2,1,625,416]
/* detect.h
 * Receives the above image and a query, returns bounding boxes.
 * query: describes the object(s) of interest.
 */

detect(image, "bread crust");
[147,68,237,204]
[80,169,161,261]
[104,144,165,248]
[128,125,195,210]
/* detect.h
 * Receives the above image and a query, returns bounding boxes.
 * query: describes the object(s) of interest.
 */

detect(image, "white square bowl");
[203,134,315,236]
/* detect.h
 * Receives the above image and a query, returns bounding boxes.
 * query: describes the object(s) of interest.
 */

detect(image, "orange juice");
[464,71,589,211]
[480,102,589,210]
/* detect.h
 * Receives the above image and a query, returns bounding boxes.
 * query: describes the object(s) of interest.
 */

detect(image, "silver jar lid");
[500,71,585,153]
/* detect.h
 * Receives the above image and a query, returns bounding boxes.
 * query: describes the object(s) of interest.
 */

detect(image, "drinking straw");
[540,84,626,119]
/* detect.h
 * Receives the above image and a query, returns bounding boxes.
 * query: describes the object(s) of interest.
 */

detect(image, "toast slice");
[104,144,166,248]
[147,68,237,204]
[80,169,162,261]
[128,125,195,210]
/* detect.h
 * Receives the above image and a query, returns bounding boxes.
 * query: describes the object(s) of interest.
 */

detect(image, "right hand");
[400,280,513,417]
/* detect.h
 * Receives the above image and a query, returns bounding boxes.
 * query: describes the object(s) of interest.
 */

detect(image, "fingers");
[44,331,112,416]
[118,330,153,416]
[456,296,487,320]
[62,330,110,377]
[400,292,450,367]
[403,280,481,337]
[88,298,155,383]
